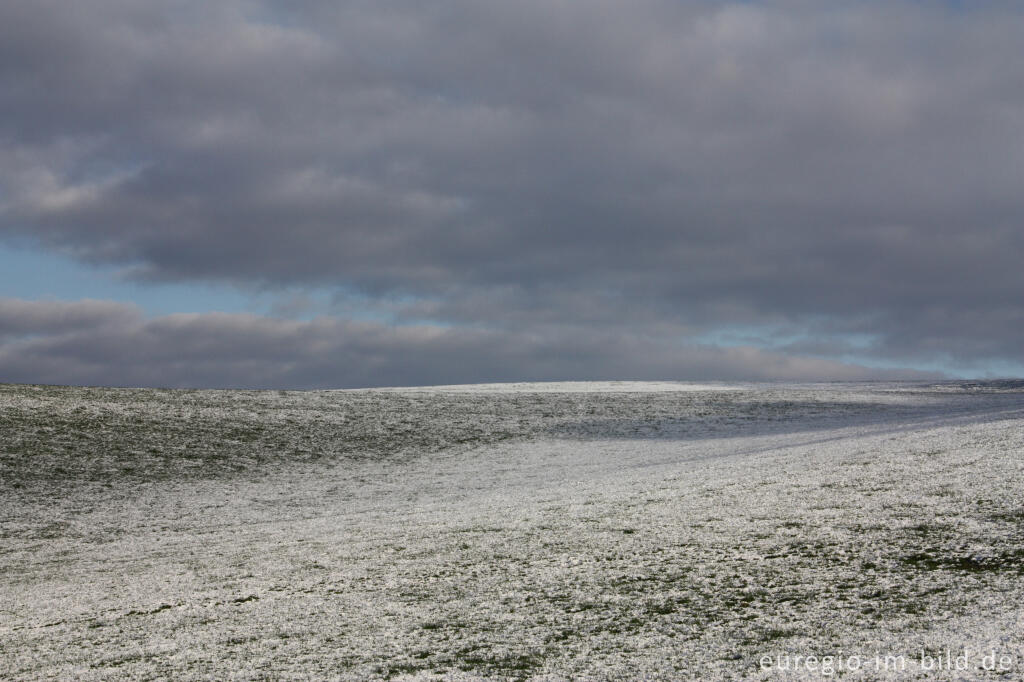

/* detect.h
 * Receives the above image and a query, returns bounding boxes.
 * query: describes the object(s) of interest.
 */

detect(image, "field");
[2,380,1024,680]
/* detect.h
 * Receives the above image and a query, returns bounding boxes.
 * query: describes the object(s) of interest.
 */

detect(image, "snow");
[2,381,1024,679]
[357,381,745,393]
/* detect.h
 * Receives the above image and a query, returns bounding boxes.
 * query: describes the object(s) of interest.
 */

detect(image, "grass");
[2,381,1024,679]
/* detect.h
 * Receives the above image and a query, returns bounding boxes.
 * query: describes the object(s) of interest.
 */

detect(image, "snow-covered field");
[2,381,1024,680]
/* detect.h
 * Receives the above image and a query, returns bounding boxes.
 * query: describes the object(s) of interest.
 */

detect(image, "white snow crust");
[2,381,1024,680]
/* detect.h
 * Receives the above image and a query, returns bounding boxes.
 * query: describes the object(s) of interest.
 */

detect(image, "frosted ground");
[2,381,1024,680]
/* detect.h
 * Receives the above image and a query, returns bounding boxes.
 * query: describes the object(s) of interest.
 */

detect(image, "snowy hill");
[3,381,1024,679]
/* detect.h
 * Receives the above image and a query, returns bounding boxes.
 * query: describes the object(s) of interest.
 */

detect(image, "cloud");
[0,297,139,338]
[0,298,938,388]
[1,1,1023,380]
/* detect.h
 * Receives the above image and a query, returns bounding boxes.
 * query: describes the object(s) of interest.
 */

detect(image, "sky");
[1,0,1022,389]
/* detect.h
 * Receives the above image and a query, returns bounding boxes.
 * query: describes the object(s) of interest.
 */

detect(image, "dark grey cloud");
[2,1,1023,383]
[0,298,938,388]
